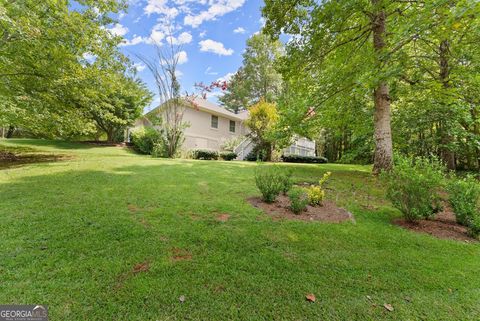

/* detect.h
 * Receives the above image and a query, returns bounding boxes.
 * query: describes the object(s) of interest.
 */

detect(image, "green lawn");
[0,139,479,321]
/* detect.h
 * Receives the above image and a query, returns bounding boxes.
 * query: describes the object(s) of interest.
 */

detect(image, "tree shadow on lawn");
[1,138,98,150]
[1,163,480,320]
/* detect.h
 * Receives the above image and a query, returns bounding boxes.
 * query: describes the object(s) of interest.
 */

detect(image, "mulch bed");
[248,195,355,223]
[393,208,477,242]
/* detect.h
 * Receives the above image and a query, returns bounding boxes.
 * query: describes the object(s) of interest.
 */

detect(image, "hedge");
[281,154,328,164]
[190,149,219,160]
[219,151,237,161]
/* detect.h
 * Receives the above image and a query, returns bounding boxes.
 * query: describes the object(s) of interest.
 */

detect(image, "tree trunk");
[371,2,393,173]
[6,125,15,138]
[106,129,115,143]
[438,39,456,170]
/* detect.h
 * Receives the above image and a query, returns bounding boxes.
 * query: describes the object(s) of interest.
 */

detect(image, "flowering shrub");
[307,172,331,206]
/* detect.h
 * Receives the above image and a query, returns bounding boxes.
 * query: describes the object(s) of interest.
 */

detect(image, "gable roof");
[189,97,249,121]
[147,97,249,122]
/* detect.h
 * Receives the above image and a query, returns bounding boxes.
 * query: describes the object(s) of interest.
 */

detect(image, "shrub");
[288,187,309,214]
[468,215,480,239]
[282,155,328,164]
[219,151,237,161]
[190,149,219,160]
[130,127,161,155]
[245,148,268,162]
[447,175,480,226]
[382,156,445,222]
[306,172,331,206]
[151,143,165,158]
[254,166,284,203]
[279,168,293,194]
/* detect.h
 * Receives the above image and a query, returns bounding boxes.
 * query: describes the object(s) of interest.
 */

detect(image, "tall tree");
[219,33,283,111]
[262,0,441,172]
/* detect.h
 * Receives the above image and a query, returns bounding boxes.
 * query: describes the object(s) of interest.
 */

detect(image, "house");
[130,97,316,159]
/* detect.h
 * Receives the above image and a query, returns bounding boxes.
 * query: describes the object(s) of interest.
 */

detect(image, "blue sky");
[107,0,265,112]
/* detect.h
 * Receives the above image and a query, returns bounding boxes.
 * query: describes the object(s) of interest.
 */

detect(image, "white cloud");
[217,72,234,83]
[199,39,234,56]
[176,51,188,64]
[120,35,146,47]
[133,62,146,72]
[147,28,166,44]
[107,23,128,37]
[233,27,245,34]
[199,30,207,38]
[165,32,193,45]
[184,0,246,28]
[205,66,219,75]
[144,0,179,18]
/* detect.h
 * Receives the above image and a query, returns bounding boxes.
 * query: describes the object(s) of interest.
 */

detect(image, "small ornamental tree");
[245,100,279,161]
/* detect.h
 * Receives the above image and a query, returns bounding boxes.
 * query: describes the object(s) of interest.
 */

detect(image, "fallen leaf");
[179,295,185,303]
[383,303,394,312]
[305,293,316,302]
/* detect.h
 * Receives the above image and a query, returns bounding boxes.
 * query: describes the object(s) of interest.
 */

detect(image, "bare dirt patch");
[248,195,355,223]
[216,213,230,222]
[393,209,477,242]
[171,248,192,262]
[132,261,150,274]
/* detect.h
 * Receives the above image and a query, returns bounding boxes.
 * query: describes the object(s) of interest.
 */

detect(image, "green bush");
[282,155,328,164]
[219,151,237,161]
[447,175,480,226]
[190,149,219,160]
[254,166,284,203]
[151,143,165,158]
[245,149,268,162]
[382,156,445,222]
[468,215,480,238]
[130,127,161,155]
[279,168,293,194]
[288,187,309,214]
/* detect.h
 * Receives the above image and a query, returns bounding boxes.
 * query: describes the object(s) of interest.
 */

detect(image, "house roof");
[188,96,249,121]
[146,96,249,122]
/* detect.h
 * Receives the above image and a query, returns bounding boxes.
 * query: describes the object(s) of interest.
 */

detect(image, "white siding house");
[130,97,316,159]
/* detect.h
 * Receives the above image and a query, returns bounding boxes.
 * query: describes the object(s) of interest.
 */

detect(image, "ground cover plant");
[0,139,479,321]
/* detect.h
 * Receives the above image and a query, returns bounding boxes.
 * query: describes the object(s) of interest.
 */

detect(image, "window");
[211,115,218,129]
[229,120,236,133]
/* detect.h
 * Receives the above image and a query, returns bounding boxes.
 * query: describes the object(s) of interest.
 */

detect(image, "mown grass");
[0,139,479,321]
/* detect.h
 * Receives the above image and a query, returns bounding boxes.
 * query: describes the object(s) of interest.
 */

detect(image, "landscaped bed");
[394,206,477,242]
[248,196,354,223]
